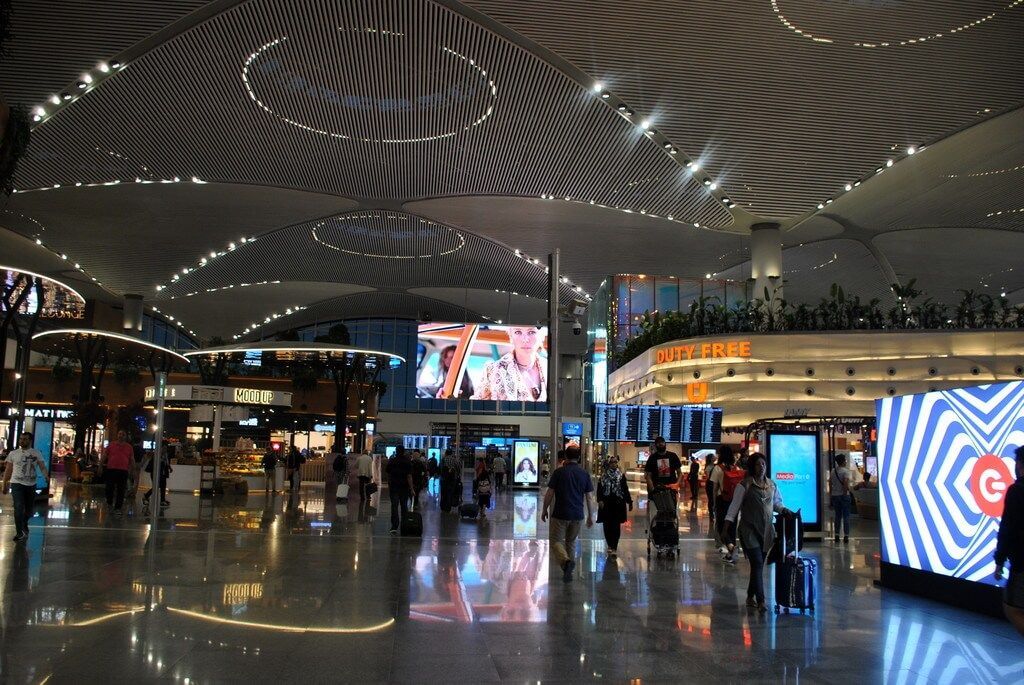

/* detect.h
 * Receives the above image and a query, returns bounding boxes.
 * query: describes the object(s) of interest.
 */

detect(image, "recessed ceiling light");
[640,120,651,130]
[844,183,852,191]
[886,159,894,167]
[907,146,917,155]
[593,82,603,92]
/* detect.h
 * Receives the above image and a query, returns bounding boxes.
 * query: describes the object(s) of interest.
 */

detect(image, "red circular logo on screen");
[970,454,1013,517]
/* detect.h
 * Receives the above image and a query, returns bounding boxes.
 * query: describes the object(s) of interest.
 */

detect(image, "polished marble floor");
[0,477,1021,684]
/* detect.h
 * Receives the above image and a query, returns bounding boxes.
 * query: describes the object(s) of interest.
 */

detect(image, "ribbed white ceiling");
[463,0,1024,217]
[15,0,734,229]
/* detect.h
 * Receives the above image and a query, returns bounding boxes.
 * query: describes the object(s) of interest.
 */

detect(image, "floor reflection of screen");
[513,494,537,538]
[513,441,539,486]
[410,540,549,623]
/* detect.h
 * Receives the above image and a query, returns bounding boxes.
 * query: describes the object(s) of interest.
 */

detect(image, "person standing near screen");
[473,326,547,401]
[995,445,1024,636]
[830,453,853,544]
[2,432,47,542]
[687,457,701,510]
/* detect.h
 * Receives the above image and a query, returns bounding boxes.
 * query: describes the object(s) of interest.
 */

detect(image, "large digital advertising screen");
[877,382,1023,587]
[417,323,548,402]
[512,441,540,486]
[766,432,820,528]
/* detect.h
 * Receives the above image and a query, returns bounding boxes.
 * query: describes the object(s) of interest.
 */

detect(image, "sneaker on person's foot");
[161,500,171,506]
[389,529,398,536]
[843,536,849,544]
[13,532,26,542]
[833,536,840,543]
[718,545,729,555]
[745,597,758,608]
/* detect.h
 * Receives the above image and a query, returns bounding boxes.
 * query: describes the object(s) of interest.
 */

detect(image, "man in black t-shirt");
[644,436,683,493]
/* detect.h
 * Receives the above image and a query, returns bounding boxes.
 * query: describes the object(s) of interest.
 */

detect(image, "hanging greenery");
[615,281,1024,366]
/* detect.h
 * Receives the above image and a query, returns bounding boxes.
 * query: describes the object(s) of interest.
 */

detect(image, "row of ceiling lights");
[12,175,207,196]
[29,59,126,126]
[510,248,592,301]
[169,280,283,300]
[770,0,1019,48]
[155,233,257,292]
[148,306,197,338]
[814,145,925,211]
[232,306,309,340]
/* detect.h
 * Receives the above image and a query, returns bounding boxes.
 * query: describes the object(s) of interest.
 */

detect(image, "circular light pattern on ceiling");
[242,28,497,143]
[770,0,1021,48]
[311,212,466,259]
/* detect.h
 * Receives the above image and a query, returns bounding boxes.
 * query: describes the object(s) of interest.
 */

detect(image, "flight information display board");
[592,404,722,443]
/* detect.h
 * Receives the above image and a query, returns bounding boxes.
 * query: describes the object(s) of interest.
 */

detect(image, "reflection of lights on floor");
[166,607,395,633]
[35,606,145,627]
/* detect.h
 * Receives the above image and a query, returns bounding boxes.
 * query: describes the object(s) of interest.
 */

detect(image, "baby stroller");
[647,486,680,558]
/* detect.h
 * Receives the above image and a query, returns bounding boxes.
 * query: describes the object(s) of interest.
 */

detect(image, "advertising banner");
[513,441,540,486]
[877,382,1023,586]
[417,323,548,402]
[766,432,820,527]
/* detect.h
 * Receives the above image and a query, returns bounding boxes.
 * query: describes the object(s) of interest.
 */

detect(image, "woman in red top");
[101,430,134,515]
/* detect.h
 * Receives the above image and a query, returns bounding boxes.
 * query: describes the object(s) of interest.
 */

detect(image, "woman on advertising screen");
[473,326,547,401]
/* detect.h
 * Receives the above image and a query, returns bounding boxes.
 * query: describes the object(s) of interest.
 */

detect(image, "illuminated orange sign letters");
[687,382,709,403]
[655,340,751,364]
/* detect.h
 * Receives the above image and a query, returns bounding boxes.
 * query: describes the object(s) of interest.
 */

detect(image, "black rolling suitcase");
[401,511,423,536]
[459,502,480,519]
[774,513,815,614]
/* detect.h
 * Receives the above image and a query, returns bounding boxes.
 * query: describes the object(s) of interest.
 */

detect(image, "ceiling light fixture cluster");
[586,81,735,217]
[149,306,198,338]
[309,214,465,258]
[769,0,1020,48]
[28,58,127,125]
[232,306,309,340]
[813,145,926,211]
[511,247,591,301]
[241,34,497,144]
[12,175,208,195]
[537,193,712,236]
[168,280,283,300]
[154,235,257,292]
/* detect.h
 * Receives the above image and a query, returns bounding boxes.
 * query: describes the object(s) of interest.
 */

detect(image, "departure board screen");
[592,404,722,443]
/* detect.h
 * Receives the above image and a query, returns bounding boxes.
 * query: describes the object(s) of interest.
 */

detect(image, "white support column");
[750,223,783,304]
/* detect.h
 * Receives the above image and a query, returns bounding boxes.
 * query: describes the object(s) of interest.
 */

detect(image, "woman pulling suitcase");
[723,452,795,613]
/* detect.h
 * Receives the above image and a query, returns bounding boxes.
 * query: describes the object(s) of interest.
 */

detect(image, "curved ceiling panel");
[464,0,1024,217]
[4,183,358,295]
[406,196,751,292]
[154,210,578,303]
[0,227,110,302]
[18,0,734,229]
[155,281,376,340]
[407,287,548,325]
[875,228,1024,305]
[0,0,209,106]
[717,238,892,306]
[254,291,494,337]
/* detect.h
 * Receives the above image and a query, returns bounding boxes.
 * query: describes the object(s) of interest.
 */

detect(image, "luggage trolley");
[647,486,680,558]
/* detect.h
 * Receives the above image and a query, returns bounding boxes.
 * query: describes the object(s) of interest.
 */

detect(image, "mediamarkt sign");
[655,340,752,364]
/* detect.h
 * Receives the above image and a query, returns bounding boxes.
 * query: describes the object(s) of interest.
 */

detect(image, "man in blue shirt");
[542,446,594,582]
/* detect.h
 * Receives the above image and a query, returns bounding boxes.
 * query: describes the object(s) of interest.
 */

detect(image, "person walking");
[724,452,795,613]
[100,430,134,516]
[492,452,507,490]
[995,445,1024,636]
[286,445,304,491]
[541,446,594,582]
[356,451,374,500]
[830,453,853,543]
[142,442,171,508]
[385,446,414,535]
[476,470,493,520]
[687,456,701,510]
[596,455,632,556]
[705,455,720,524]
[2,432,47,542]
[410,450,428,510]
[262,446,278,494]
[440,448,463,513]
[713,446,745,559]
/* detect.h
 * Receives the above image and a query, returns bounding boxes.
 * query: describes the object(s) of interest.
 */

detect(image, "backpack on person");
[721,467,745,502]
[476,478,492,496]
[332,454,347,473]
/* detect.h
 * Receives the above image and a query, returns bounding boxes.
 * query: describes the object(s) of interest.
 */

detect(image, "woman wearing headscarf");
[724,452,795,612]
[596,455,633,556]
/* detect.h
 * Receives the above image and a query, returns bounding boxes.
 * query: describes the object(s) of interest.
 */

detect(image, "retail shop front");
[143,384,293,492]
[606,330,1024,535]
